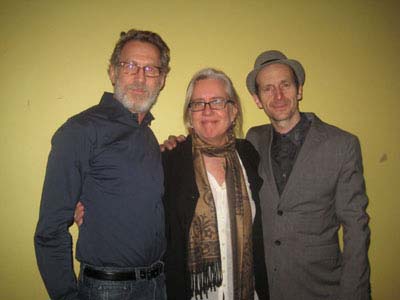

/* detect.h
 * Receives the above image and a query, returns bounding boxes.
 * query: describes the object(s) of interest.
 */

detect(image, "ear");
[108,65,117,86]
[252,94,264,109]
[297,85,304,101]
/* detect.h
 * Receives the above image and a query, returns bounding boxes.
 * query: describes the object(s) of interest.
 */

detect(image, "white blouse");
[192,155,258,300]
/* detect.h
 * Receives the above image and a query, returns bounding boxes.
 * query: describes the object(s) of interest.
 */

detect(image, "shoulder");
[307,113,363,164]
[235,138,260,169]
[236,138,259,158]
[309,113,360,145]
[246,124,272,141]
[52,104,102,145]
[246,124,272,151]
[69,102,109,125]
[246,124,271,137]
[162,137,192,168]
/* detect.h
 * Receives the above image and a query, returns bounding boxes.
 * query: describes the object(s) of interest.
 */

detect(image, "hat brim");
[246,59,305,95]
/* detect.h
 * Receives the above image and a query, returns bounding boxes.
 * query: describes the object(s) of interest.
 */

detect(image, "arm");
[335,136,371,300]
[162,150,187,299]
[34,121,89,300]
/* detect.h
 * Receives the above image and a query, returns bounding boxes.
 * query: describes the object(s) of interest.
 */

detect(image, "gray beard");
[114,83,160,113]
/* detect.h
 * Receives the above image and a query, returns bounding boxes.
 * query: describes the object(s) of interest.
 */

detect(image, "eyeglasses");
[189,98,234,112]
[117,61,162,77]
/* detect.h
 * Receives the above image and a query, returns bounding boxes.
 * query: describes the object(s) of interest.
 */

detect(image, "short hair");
[108,29,170,75]
[183,68,243,138]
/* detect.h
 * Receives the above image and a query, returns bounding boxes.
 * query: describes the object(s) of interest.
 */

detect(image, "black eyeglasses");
[189,98,234,112]
[117,61,162,77]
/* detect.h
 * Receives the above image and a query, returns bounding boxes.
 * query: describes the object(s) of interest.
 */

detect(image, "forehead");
[192,78,228,99]
[256,63,295,84]
[120,40,161,64]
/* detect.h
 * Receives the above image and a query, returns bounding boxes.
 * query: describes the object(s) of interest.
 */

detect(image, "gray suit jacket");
[246,113,370,300]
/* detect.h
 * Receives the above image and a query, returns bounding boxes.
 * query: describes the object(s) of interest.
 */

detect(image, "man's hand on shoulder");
[160,134,186,152]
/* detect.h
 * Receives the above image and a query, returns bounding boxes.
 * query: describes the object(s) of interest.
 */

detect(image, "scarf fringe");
[190,261,223,299]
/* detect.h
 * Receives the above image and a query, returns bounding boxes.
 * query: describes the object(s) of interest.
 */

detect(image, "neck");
[271,112,301,134]
[137,112,146,124]
[202,136,228,147]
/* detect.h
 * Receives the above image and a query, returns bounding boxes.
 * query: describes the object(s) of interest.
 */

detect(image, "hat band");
[260,58,281,66]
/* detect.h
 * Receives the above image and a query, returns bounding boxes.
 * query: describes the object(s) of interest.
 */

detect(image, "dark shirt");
[271,113,311,195]
[34,92,165,300]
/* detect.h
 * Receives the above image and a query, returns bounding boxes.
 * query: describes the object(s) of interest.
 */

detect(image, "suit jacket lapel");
[280,114,327,203]
[258,126,282,203]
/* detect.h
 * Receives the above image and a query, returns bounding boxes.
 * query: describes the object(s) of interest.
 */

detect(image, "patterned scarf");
[188,132,254,300]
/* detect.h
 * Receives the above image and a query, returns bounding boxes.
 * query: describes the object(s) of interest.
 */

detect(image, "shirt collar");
[99,92,154,126]
[273,113,310,146]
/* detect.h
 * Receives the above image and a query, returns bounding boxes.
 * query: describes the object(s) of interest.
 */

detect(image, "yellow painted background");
[1,0,398,299]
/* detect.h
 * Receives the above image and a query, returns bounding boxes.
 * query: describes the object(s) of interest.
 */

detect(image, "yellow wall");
[1,0,398,299]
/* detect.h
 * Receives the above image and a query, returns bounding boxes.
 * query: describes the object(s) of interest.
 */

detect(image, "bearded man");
[34,29,170,300]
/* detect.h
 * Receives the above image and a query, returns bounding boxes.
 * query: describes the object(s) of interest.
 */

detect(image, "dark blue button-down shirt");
[34,92,165,300]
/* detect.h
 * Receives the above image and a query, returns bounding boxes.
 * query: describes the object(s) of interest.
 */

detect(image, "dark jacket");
[162,136,269,300]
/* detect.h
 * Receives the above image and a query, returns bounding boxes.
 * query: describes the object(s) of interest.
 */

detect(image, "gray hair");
[183,68,243,137]
[108,29,170,75]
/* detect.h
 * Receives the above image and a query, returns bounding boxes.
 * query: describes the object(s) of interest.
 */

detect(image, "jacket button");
[274,240,281,246]
[277,210,283,216]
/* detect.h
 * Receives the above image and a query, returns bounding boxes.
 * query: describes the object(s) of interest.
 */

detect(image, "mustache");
[126,83,149,92]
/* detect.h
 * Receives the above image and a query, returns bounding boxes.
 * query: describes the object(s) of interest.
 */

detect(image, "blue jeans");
[78,264,166,300]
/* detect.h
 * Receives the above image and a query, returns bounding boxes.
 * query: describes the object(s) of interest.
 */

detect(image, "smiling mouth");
[271,101,289,109]
[202,119,218,124]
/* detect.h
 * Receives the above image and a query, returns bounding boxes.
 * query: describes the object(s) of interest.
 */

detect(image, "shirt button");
[277,210,283,216]
[274,240,281,246]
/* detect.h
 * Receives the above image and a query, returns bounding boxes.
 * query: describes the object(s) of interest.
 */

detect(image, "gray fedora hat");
[246,50,305,95]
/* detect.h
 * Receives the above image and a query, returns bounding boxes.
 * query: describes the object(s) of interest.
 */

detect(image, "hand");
[160,134,186,152]
[74,201,85,227]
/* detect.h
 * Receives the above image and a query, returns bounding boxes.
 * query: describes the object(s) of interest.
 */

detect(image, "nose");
[275,87,284,100]
[202,103,213,115]
[133,67,146,83]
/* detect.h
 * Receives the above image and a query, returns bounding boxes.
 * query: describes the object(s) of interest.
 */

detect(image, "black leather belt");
[83,262,164,281]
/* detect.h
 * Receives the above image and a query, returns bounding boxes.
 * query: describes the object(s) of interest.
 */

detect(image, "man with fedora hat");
[246,50,371,300]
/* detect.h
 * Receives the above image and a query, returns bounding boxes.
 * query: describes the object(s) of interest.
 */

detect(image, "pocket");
[292,210,338,238]
[304,243,342,276]
[305,243,339,260]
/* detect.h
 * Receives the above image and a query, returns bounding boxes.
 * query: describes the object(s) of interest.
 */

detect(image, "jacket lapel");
[258,126,282,203]
[280,114,327,203]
